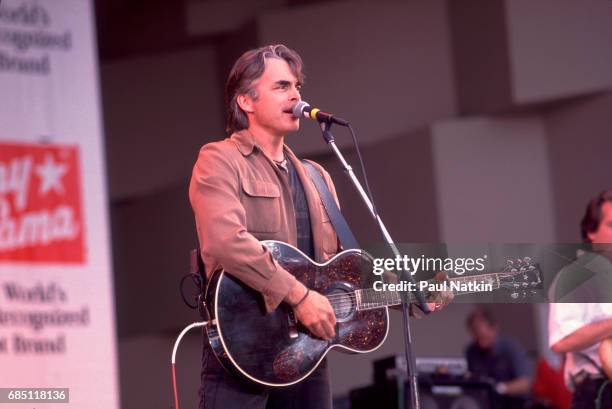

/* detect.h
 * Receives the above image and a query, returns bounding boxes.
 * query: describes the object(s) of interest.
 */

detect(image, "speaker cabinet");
[350,377,497,409]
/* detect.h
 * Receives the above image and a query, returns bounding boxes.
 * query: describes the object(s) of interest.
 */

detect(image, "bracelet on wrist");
[292,288,310,308]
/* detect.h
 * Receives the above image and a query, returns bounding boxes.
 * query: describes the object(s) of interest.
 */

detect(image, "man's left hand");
[410,271,454,319]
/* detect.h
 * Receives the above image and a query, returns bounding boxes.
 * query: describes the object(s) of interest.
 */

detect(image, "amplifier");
[350,378,497,409]
[374,355,468,384]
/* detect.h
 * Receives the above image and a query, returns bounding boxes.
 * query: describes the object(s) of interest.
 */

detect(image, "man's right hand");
[286,283,336,340]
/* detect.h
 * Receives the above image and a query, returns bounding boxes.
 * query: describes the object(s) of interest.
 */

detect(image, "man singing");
[190,44,338,409]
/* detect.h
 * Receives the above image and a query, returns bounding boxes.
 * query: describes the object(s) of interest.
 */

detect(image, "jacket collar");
[231,130,257,156]
[231,129,296,159]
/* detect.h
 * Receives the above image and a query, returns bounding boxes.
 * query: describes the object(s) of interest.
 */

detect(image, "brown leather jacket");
[189,130,340,313]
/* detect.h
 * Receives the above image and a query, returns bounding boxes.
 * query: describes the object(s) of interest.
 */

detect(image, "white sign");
[0,1,119,408]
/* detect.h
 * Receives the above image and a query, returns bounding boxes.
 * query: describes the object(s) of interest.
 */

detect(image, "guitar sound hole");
[328,289,355,322]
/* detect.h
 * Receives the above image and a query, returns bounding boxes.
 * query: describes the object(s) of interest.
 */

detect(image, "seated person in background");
[465,308,532,409]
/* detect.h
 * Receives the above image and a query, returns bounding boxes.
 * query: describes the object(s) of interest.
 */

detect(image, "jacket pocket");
[241,179,281,233]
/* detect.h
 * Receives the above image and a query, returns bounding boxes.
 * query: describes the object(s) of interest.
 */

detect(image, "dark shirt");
[281,157,314,259]
[466,335,532,408]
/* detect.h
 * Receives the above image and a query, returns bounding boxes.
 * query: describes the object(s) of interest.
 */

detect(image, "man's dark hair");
[580,190,612,243]
[466,308,497,329]
[224,44,305,135]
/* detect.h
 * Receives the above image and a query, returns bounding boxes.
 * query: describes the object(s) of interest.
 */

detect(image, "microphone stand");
[318,120,429,409]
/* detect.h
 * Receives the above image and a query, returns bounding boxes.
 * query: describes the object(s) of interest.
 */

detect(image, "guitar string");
[323,281,501,302]
[294,271,530,311]
[313,272,507,302]
[322,279,502,303]
[324,285,512,311]
[321,271,512,299]
[327,286,532,313]
[292,266,528,300]
[325,286,501,305]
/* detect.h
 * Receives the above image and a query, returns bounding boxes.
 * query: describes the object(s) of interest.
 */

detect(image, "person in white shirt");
[549,190,612,409]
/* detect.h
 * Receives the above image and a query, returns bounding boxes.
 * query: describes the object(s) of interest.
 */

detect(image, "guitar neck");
[355,273,501,310]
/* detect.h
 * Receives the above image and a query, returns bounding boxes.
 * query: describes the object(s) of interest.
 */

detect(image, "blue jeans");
[199,342,332,409]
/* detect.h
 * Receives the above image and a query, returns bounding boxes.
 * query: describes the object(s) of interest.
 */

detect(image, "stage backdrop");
[0,1,119,408]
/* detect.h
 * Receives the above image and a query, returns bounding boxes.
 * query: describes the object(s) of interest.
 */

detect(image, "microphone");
[292,100,349,126]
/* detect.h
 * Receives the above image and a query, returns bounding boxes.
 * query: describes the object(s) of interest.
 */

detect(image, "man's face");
[243,58,302,137]
[470,318,498,350]
[589,201,612,245]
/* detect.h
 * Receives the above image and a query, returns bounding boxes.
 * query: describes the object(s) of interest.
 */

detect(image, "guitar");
[204,241,542,387]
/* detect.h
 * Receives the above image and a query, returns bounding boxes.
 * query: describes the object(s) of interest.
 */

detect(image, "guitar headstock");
[497,257,543,299]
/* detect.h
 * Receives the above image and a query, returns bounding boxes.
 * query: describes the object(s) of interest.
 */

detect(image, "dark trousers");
[199,342,332,409]
[571,378,612,409]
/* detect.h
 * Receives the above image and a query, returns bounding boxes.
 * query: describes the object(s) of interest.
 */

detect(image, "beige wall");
[257,0,456,155]
[102,46,224,200]
[506,0,612,103]
[450,0,612,113]
[431,115,555,242]
[544,93,612,241]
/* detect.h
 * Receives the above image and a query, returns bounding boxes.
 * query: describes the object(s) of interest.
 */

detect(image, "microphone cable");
[346,123,379,222]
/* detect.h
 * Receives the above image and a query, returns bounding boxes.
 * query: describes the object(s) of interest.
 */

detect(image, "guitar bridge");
[287,310,299,339]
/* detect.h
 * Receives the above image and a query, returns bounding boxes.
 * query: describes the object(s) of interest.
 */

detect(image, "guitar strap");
[301,160,360,250]
[576,351,607,378]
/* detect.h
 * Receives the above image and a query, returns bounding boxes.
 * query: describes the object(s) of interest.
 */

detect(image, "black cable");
[347,123,379,220]
[179,273,202,310]
[346,123,429,315]
[596,380,610,409]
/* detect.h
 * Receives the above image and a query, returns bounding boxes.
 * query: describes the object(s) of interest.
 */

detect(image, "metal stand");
[319,121,429,409]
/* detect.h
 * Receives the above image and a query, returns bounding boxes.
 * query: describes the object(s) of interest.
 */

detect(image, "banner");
[0,1,119,408]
